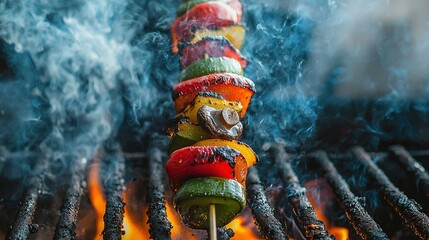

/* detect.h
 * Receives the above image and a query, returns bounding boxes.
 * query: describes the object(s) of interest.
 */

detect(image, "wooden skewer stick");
[209,204,217,240]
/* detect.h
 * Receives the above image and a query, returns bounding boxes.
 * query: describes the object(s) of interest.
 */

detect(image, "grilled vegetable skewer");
[165,0,258,233]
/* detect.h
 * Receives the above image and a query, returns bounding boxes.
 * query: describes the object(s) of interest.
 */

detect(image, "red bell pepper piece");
[178,36,247,69]
[177,0,242,22]
[166,145,248,192]
[227,0,243,21]
[171,2,240,53]
[172,73,255,118]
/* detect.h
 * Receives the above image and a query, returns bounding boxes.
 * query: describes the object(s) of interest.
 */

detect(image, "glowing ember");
[305,179,349,240]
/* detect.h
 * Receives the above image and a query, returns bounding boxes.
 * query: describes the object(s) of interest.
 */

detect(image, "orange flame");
[88,159,149,240]
[122,188,150,239]
[89,157,260,239]
[227,209,261,240]
[165,201,200,239]
[88,160,105,239]
[305,179,349,240]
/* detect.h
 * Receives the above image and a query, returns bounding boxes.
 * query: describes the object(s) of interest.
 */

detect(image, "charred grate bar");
[54,157,88,240]
[270,145,332,240]
[146,141,173,240]
[352,147,429,239]
[246,167,288,240]
[388,145,429,202]
[101,142,125,240]
[215,226,234,240]
[307,151,389,240]
[8,157,47,240]
[4,145,429,239]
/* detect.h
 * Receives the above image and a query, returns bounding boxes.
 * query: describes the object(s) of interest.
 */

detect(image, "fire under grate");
[3,144,429,240]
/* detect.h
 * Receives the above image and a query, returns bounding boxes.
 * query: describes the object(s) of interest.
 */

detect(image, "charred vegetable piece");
[193,138,258,167]
[197,105,243,140]
[179,36,247,69]
[174,177,246,229]
[177,0,242,21]
[180,57,243,82]
[166,146,248,192]
[171,2,240,53]
[172,73,255,118]
[167,117,211,155]
[190,25,245,51]
[180,92,242,124]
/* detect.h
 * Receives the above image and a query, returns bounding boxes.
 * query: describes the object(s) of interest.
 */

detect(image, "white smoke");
[296,0,429,99]
[2,0,428,155]
[0,0,176,157]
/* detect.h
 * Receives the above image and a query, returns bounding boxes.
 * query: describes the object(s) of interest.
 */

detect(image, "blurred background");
[1,0,429,159]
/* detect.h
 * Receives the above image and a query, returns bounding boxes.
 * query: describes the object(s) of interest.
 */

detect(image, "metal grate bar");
[54,157,88,240]
[309,151,389,240]
[352,146,429,239]
[271,145,333,240]
[7,159,47,240]
[389,145,429,202]
[246,167,288,240]
[146,141,172,240]
[102,142,125,240]
[215,226,234,240]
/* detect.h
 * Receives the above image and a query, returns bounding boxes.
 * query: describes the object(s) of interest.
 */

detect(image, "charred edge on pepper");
[175,21,239,46]
[213,74,256,91]
[215,146,239,168]
[196,91,224,99]
[171,74,256,99]
[188,22,239,36]
[190,146,240,168]
[163,115,191,136]
[178,35,242,54]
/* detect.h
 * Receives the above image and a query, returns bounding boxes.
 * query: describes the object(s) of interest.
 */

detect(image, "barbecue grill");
[1,0,429,239]
[2,141,429,239]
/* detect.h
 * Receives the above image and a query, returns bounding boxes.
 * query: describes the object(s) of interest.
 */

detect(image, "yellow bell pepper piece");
[193,139,258,167]
[191,25,246,50]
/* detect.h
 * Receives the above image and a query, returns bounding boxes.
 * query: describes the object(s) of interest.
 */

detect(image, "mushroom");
[197,105,243,140]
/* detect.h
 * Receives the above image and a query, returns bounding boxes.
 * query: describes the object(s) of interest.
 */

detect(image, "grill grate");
[146,143,172,240]
[306,151,388,239]
[4,145,429,239]
[8,157,46,240]
[53,157,87,240]
[247,167,287,240]
[352,147,429,239]
[271,145,332,239]
[389,145,429,204]
[101,142,126,240]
